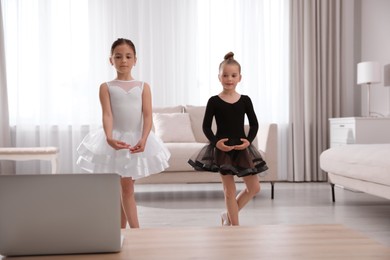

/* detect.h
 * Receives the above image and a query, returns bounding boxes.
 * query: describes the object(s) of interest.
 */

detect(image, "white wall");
[360,0,390,117]
[341,0,390,117]
[341,0,361,117]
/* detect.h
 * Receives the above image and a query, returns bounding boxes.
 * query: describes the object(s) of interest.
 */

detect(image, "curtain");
[1,0,290,178]
[288,0,342,181]
[0,1,14,174]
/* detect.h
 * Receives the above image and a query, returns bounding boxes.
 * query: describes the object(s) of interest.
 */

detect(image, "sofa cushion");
[184,105,216,143]
[152,106,184,131]
[320,144,390,186]
[153,113,196,143]
[163,142,207,171]
[153,105,184,114]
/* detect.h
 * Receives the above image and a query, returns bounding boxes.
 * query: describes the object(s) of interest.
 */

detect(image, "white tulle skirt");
[76,129,170,179]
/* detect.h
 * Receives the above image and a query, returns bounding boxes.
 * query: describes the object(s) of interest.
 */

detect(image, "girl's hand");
[129,139,146,153]
[107,138,130,150]
[234,138,250,150]
[216,138,235,152]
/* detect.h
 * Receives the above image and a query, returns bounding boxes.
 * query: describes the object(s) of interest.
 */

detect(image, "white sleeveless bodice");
[107,80,143,132]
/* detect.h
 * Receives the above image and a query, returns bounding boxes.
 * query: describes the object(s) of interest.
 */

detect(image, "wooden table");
[2,225,390,259]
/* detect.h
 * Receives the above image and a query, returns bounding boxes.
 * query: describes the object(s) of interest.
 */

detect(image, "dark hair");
[110,38,136,56]
[219,52,241,73]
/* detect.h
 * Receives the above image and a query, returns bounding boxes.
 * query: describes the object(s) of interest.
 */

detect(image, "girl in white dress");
[77,38,170,228]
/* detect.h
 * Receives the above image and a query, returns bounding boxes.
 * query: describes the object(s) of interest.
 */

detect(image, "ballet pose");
[189,52,268,226]
[77,38,170,228]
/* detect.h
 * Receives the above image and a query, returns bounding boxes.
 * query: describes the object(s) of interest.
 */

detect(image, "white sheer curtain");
[0,1,14,174]
[2,0,289,178]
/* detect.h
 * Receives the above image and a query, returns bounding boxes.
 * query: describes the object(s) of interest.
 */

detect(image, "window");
[1,0,289,173]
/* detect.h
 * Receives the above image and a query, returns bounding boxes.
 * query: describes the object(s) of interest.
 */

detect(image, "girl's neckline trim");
[113,79,136,82]
[217,94,242,105]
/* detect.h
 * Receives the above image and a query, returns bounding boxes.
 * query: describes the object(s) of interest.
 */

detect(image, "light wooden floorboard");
[135,182,390,247]
[6,225,390,260]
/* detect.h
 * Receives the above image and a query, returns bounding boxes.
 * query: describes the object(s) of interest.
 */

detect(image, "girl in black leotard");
[188,52,268,226]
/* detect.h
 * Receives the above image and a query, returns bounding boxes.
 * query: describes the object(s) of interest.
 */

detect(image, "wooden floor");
[121,225,390,260]
[5,225,390,259]
[134,182,390,246]
[2,182,389,259]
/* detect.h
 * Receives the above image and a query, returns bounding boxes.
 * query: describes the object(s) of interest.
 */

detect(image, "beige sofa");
[320,144,390,202]
[138,105,278,198]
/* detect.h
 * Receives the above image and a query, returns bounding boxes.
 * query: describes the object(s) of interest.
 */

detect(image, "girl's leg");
[120,177,139,228]
[120,204,127,228]
[236,174,260,210]
[220,174,239,225]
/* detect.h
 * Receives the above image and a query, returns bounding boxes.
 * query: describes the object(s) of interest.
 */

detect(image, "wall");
[341,0,361,117]
[341,0,390,118]
[360,0,390,117]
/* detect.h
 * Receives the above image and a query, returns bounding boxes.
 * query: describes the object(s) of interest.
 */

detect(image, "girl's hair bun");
[219,51,241,73]
[224,52,234,60]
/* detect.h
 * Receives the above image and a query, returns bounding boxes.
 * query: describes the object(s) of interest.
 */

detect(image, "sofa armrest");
[248,123,278,182]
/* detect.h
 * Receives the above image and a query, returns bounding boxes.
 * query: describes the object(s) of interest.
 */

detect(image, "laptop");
[0,173,122,257]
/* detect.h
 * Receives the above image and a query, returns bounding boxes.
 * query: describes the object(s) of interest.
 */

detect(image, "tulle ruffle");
[76,129,170,179]
[188,144,268,177]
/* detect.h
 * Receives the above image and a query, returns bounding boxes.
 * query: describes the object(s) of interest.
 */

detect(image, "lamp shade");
[357,61,381,85]
[384,64,390,87]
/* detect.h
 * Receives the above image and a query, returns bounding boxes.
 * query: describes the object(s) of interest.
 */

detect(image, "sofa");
[137,105,278,197]
[320,144,390,202]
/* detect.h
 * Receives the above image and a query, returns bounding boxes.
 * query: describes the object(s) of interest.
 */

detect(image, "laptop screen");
[0,173,122,256]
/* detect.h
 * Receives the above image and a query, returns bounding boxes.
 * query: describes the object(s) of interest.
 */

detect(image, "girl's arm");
[245,96,259,143]
[130,82,152,153]
[100,83,129,150]
[203,97,234,151]
[202,98,217,146]
[235,96,258,150]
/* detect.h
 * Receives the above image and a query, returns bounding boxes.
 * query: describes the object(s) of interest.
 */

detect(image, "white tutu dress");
[76,80,170,179]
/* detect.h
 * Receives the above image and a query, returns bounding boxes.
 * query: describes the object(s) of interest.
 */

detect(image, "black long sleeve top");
[202,95,259,147]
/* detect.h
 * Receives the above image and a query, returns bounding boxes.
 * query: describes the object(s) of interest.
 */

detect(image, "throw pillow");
[153,113,197,143]
[184,105,216,143]
[152,106,184,131]
[153,105,184,113]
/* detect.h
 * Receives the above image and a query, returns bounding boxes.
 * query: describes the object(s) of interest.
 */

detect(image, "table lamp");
[384,64,390,87]
[357,61,381,116]
[384,64,390,117]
